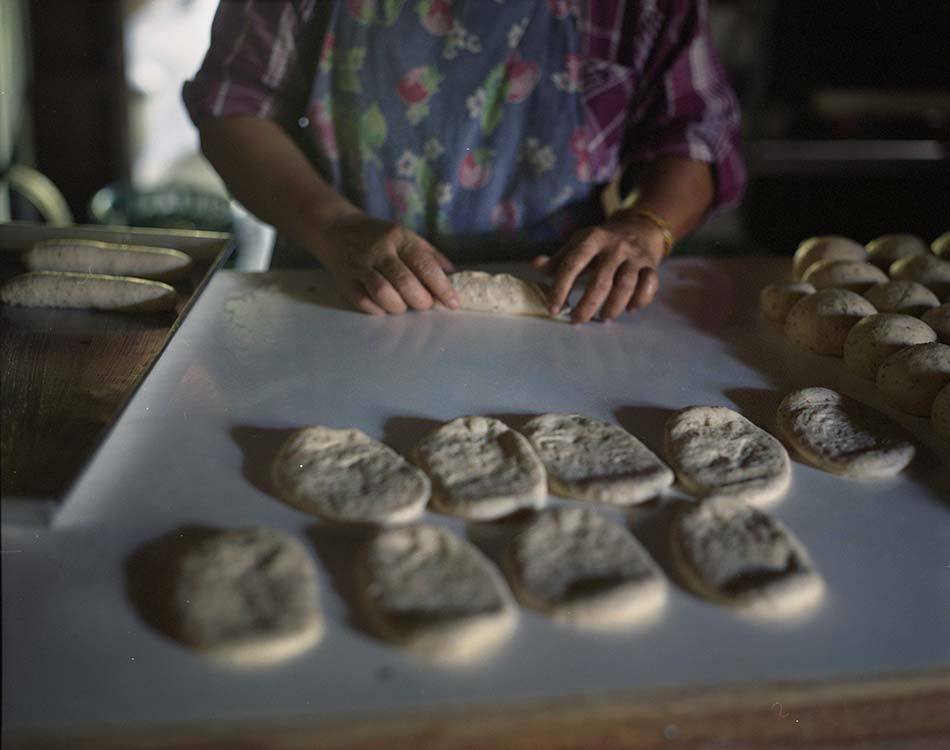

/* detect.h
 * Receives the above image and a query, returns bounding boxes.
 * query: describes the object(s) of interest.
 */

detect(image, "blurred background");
[3,0,949,266]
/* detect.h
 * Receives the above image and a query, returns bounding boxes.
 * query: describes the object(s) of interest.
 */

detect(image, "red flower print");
[491,200,521,231]
[385,179,414,215]
[418,0,453,35]
[397,65,442,106]
[346,0,376,23]
[458,149,493,189]
[504,52,540,103]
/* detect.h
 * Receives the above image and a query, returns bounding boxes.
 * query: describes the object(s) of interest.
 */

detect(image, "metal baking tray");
[0,222,233,525]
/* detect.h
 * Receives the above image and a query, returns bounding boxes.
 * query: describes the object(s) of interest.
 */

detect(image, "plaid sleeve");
[621,0,746,213]
[182,0,321,128]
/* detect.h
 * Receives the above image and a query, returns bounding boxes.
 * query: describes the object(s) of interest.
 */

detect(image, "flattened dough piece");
[863,280,939,317]
[876,342,950,416]
[0,271,176,312]
[448,271,557,317]
[521,413,673,504]
[889,254,950,299]
[664,406,791,508]
[413,416,547,520]
[843,313,937,380]
[865,234,929,271]
[792,235,866,280]
[933,231,950,260]
[357,524,515,663]
[507,507,666,628]
[776,387,914,479]
[921,304,950,344]
[932,383,950,442]
[801,259,888,293]
[173,527,322,666]
[759,281,815,323]
[671,496,823,617]
[273,426,430,525]
[23,238,193,281]
[784,288,876,355]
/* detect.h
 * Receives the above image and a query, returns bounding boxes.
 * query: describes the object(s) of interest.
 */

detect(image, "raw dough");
[932,231,950,260]
[759,281,815,323]
[521,413,673,505]
[23,238,193,281]
[273,426,430,525]
[448,271,558,318]
[776,387,914,479]
[792,235,866,281]
[876,342,950,416]
[842,313,937,380]
[670,496,823,617]
[506,507,666,628]
[664,406,791,508]
[413,416,547,520]
[865,234,929,270]
[356,524,515,664]
[921,304,950,344]
[0,271,176,312]
[889,254,950,300]
[932,383,950,442]
[784,288,877,356]
[801,259,888,293]
[173,527,322,666]
[862,281,939,317]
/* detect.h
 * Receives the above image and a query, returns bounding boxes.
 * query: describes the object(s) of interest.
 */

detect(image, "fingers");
[401,242,460,309]
[627,266,659,312]
[571,251,626,324]
[532,254,555,275]
[346,280,386,315]
[359,269,408,314]
[599,260,641,321]
[548,233,602,315]
[376,255,434,311]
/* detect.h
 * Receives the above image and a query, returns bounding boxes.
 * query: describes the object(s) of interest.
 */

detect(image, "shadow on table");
[614,403,676,461]
[307,523,379,638]
[229,424,297,499]
[124,524,218,643]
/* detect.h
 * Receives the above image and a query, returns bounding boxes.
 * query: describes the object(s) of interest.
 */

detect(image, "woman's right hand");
[315,213,460,315]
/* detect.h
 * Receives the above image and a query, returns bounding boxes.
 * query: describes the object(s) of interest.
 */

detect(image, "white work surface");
[3,257,949,734]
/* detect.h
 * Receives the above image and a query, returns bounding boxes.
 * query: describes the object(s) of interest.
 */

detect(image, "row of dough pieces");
[169,395,917,667]
[760,235,950,435]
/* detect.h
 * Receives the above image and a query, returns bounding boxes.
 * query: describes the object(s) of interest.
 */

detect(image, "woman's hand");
[317,213,460,315]
[533,215,666,324]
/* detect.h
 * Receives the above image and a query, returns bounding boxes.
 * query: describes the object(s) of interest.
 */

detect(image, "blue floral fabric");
[305,0,601,260]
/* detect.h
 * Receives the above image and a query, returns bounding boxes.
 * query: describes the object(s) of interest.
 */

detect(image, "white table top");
[3,257,949,733]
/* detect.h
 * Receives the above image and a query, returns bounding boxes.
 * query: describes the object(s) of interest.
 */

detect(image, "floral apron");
[304,0,601,261]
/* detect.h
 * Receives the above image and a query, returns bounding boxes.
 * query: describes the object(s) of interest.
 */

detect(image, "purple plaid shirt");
[184,0,745,212]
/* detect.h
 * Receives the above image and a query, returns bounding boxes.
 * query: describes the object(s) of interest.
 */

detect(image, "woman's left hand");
[533,215,667,324]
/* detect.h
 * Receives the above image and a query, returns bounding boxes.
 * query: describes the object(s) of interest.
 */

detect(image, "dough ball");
[0,271,177,312]
[759,282,816,323]
[932,231,950,260]
[865,234,929,270]
[801,259,888,293]
[862,281,939,317]
[921,304,950,343]
[356,524,515,664]
[784,288,877,356]
[173,527,323,666]
[843,313,937,380]
[670,496,823,618]
[932,383,950,442]
[448,271,555,317]
[776,387,914,479]
[664,406,790,507]
[876,342,950,416]
[889,254,950,300]
[792,236,867,281]
[273,426,430,525]
[506,507,666,629]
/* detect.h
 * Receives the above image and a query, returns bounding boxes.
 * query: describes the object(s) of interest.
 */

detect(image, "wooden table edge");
[5,668,949,750]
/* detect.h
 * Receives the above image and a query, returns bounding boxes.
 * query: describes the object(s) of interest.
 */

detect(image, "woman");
[184,0,744,323]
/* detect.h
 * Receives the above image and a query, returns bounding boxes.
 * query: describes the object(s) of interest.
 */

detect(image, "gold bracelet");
[634,207,675,257]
